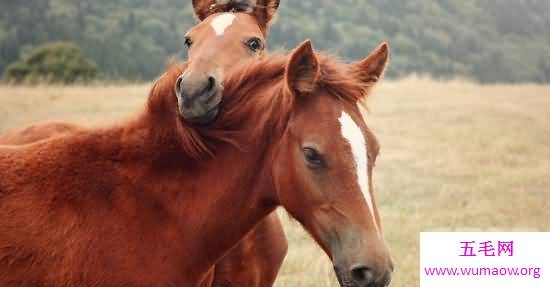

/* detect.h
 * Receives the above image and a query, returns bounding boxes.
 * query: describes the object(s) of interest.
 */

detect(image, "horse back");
[0,121,81,145]
[0,131,135,286]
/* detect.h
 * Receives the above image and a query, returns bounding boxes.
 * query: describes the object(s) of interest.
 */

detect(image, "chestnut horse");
[0,1,288,287]
[0,40,393,287]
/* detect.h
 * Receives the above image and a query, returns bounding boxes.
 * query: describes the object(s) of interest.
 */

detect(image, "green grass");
[1,78,549,286]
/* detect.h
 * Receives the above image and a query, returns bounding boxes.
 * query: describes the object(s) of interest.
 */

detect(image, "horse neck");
[167,82,291,275]
[183,149,278,272]
[107,90,282,279]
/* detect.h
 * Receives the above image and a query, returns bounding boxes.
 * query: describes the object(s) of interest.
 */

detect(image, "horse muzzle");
[334,264,392,287]
[329,229,393,287]
[175,73,223,125]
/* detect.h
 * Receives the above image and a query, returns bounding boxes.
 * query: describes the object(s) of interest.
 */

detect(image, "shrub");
[4,42,98,84]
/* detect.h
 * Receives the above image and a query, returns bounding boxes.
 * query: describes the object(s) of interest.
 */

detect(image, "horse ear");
[193,0,217,21]
[352,42,390,86]
[252,0,280,33]
[285,40,321,97]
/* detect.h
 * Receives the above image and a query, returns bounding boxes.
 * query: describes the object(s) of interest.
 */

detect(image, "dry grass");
[1,78,549,287]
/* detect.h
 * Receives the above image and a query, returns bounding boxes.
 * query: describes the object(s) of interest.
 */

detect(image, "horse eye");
[245,38,263,52]
[184,37,193,48]
[303,147,324,168]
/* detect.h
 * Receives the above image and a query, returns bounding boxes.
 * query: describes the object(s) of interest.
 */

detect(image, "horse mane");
[145,52,376,161]
[208,51,376,153]
[145,62,220,160]
[208,0,279,35]
[221,51,374,119]
[209,1,255,14]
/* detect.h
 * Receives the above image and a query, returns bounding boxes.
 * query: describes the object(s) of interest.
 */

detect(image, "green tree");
[4,42,98,84]
[2,0,550,83]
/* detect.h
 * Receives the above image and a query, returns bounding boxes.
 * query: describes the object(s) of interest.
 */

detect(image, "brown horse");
[0,0,279,132]
[0,40,392,287]
[0,1,287,287]
[177,0,281,123]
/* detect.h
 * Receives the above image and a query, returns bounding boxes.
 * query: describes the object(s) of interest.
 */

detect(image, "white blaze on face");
[211,13,236,36]
[338,111,380,235]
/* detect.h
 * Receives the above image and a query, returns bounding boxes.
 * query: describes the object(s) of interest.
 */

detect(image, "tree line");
[1,0,550,83]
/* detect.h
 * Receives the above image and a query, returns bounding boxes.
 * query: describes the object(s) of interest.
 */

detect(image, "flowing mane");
[144,62,221,160]
[221,52,374,116]
[218,51,377,156]
[145,52,376,160]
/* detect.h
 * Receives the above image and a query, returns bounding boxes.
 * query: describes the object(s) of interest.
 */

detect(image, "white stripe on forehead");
[211,13,236,36]
[338,111,380,235]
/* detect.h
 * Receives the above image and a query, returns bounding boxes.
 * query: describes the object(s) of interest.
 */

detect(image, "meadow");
[1,78,549,286]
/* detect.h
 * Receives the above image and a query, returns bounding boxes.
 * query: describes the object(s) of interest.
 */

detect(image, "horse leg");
[211,212,287,287]
[254,212,288,287]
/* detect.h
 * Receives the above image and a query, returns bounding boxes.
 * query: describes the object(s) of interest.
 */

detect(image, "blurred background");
[0,1,549,287]
[2,0,550,83]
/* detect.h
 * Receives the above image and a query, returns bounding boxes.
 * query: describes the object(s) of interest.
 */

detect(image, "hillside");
[1,0,550,82]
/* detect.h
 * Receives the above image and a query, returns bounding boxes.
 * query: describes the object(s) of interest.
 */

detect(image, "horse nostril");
[206,76,216,93]
[350,265,375,287]
[380,270,392,287]
[175,76,184,94]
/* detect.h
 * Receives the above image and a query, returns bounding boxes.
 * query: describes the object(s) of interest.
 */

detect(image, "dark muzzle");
[175,73,223,125]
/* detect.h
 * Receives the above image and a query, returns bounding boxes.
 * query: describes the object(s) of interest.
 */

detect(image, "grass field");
[1,78,549,286]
